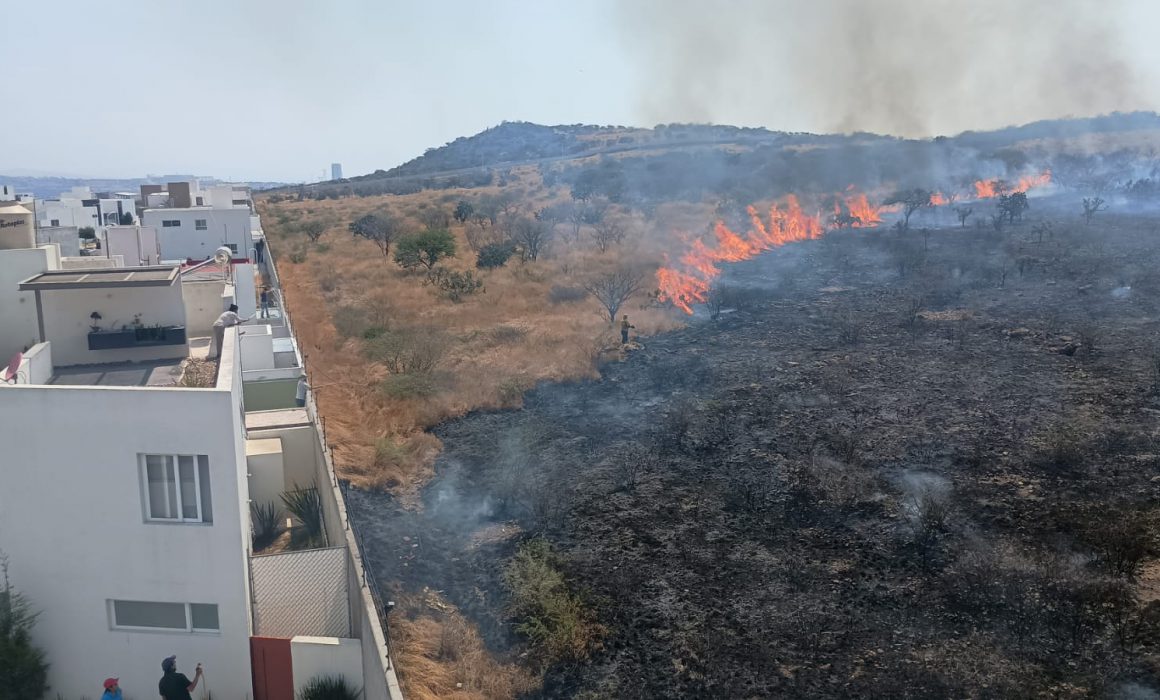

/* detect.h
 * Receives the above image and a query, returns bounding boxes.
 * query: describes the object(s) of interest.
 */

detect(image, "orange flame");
[657,196,824,313]
[657,169,1052,314]
[974,170,1051,199]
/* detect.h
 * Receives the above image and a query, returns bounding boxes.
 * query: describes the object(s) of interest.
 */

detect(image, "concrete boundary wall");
[265,239,404,699]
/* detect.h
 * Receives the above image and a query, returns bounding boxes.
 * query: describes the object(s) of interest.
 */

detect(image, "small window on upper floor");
[140,454,212,523]
[195,219,208,230]
[162,220,181,227]
[50,219,59,226]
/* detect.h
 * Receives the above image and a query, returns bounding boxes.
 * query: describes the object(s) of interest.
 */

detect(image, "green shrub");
[0,556,49,699]
[381,374,437,399]
[476,242,516,269]
[298,674,362,700]
[424,268,484,302]
[364,329,446,375]
[374,436,409,468]
[503,539,602,667]
[394,229,456,270]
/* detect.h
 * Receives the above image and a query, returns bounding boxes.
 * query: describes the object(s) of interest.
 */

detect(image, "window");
[195,196,204,206]
[140,454,212,523]
[162,219,181,227]
[195,219,207,230]
[224,243,238,254]
[110,600,220,633]
[50,219,59,226]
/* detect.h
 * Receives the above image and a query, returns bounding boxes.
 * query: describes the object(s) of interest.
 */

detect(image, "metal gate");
[251,636,294,700]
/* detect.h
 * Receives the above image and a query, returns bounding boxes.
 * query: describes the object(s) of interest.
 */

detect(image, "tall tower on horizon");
[331,163,343,180]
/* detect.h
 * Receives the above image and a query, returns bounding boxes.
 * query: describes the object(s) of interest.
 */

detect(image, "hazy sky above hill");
[2,0,1158,182]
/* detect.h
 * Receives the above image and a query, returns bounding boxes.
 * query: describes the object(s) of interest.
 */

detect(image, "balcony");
[87,325,187,350]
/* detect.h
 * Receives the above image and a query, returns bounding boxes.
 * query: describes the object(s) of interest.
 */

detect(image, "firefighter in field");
[620,314,635,344]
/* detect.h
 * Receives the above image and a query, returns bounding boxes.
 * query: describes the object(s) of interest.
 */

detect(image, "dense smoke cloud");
[619,0,1153,136]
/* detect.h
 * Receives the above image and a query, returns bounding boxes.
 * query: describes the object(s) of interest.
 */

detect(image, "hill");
[295,112,1160,205]
[258,110,1160,700]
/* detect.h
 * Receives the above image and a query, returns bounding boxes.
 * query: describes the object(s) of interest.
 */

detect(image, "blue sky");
[2,0,1157,182]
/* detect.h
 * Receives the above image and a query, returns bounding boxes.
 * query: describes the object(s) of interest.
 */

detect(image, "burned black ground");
[347,202,1160,698]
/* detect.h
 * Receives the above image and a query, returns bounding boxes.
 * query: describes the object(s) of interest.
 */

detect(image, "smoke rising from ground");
[620,0,1154,137]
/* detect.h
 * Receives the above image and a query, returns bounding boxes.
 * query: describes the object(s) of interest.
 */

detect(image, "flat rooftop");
[19,266,180,290]
[49,359,188,387]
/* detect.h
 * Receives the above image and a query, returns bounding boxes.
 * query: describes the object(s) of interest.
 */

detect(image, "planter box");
[88,326,187,350]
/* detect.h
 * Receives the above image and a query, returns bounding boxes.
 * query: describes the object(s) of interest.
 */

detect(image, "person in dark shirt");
[158,655,202,700]
[620,314,635,344]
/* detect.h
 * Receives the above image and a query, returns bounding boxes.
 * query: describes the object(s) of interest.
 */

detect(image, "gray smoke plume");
[619,0,1154,136]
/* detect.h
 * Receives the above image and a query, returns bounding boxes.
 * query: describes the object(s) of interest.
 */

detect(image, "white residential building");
[143,206,255,261]
[36,186,136,230]
[0,236,400,699]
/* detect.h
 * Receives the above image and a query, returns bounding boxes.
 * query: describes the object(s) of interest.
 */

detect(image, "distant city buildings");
[331,162,343,180]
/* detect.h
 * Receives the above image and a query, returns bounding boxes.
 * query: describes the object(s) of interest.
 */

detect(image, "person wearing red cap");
[100,677,122,700]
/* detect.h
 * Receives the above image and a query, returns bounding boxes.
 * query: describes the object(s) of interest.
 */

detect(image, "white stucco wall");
[143,208,253,261]
[246,425,323,504]
[182,280,229,335]
[36,226,80,257]
[234,263,257,318]
[240,325,274,371]
[0,332,254,699]
[246,438,286,511]
[0,245,59,361]
[41,283,189,366]
[291,636,364,695]
[105,226,161,266]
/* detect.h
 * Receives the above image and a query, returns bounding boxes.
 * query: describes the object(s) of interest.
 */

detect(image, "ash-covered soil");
[348,206,1160,698]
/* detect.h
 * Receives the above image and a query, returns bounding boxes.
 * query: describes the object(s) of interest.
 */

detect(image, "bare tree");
[884,189,933,231]
[1082,197,1107,224]
[512,216,552,261]
[590,218,627,253]
[954,206,973,228]
[419,206,450,231]
[583,268,643,323]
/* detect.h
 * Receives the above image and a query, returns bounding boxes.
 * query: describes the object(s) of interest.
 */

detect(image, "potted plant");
[89,311,102,332]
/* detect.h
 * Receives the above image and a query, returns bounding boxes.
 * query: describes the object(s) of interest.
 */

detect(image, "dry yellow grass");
[261,178,706,699]
[389,590,538,700]
[261,185,691,497]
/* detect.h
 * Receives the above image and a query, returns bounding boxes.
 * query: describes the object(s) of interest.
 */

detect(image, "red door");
[251,637,294,700]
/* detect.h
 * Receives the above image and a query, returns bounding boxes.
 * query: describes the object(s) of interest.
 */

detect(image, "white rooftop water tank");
[0,202,34,250]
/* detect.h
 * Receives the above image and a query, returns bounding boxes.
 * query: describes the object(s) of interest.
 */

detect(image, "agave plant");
[298,674,362,700]
[280,482,324,548]
[250,501,282,550]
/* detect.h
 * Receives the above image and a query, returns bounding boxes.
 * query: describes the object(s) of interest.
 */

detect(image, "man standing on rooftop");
[211,304,248,359]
